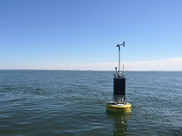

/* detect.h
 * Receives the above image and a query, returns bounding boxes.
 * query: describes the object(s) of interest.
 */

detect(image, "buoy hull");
[106,103,131,113]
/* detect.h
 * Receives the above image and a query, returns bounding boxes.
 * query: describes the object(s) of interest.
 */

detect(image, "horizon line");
[0,69,182,72]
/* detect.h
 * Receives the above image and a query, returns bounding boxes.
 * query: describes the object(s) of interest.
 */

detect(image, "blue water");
[0,70,182,136]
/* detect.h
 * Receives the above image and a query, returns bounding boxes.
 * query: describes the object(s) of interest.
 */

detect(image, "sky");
[0,0,182,70]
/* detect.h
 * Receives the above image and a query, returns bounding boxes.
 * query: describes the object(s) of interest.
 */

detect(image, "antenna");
[116,41,125,73]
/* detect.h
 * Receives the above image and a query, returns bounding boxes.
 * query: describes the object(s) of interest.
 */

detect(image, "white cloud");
[125,57,182,71]
[2,57,182,71]
[39,57,182,71]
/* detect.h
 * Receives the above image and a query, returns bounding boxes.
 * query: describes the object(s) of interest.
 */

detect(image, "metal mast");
[116,41,125,74]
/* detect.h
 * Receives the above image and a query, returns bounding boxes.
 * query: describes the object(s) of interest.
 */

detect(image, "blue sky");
[0,0,182,70]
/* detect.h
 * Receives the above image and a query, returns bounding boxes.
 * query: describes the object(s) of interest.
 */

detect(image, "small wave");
[2,86,16,91]
[174,128,182,136]
[4,87,13,90]
[23,88,50,96]
[7,97,25,103]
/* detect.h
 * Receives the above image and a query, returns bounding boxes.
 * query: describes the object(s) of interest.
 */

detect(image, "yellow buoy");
[106,102,131,113]
[106,42,132,113]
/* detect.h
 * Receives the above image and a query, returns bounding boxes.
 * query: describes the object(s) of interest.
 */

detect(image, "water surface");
[0,70,182,136]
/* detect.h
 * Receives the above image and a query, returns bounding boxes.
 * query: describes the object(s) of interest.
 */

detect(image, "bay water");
[0,70,181,136]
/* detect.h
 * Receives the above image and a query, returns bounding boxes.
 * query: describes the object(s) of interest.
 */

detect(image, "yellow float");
[106,102,131,113]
